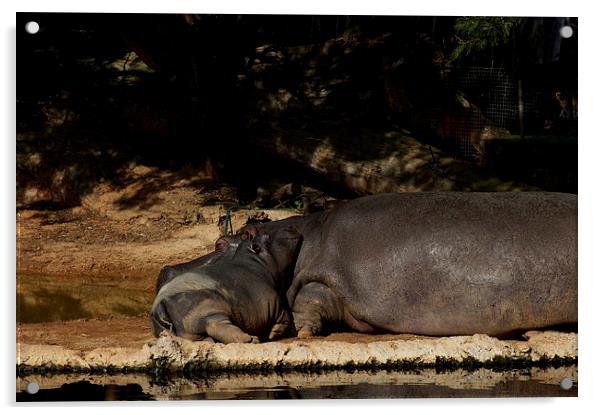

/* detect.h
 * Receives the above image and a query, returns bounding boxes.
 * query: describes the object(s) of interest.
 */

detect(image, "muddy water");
[16,274,154,323]
[16,366,577,401]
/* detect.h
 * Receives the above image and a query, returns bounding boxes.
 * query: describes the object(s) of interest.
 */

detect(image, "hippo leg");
[268,309,293,340]
[204,314,260,344]
[292,282,344,338]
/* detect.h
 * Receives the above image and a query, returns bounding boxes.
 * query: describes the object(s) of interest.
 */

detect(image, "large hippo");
[149,226,300,343]
[249,192,577,338]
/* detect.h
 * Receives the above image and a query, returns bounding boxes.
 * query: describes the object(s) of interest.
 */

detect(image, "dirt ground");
[17,165,273,281]
[16,316,425,353]
[17,317,154,352]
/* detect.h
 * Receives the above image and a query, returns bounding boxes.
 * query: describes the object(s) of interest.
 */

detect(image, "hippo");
[248,192,577,338]
[149,226,300,343]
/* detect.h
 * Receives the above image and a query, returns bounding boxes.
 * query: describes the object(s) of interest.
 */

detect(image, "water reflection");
[17,274,153,323]
[17,380,153,401]
[17,365,577,401]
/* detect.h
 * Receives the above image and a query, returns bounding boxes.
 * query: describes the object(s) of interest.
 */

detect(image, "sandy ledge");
[17,330,577,373]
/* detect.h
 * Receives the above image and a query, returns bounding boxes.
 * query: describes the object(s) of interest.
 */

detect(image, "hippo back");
[290,192,577,336]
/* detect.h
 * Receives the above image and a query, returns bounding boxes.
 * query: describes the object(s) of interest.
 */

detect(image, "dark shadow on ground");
[17,14,577,212]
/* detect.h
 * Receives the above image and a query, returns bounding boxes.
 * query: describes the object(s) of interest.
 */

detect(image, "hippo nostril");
[243,226,258,241]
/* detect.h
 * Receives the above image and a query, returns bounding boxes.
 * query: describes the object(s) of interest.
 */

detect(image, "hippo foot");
[291,282,344,338]
[205,315,261,344]
[268,323,289,340]
[293,316,322,338]
[268,310,293,340]
[296,326,318,338]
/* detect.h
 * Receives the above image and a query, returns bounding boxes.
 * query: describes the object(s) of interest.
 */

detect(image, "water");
[16,274,153,323]
[16,366,577,401]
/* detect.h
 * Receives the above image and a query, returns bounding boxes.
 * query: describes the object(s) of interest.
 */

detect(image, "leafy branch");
[450,17,523,63]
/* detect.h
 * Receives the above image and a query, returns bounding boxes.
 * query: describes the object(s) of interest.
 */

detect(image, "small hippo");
[149,226,300,343]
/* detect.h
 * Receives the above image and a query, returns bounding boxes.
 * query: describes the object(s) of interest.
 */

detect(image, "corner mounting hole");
[26,381,39,394]
[25,21,40,34]
[560,25,573,39]
[560,377,573,390]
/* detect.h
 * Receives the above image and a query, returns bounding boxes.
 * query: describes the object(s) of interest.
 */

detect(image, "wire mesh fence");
[452,67,516,130]
[440,66,575,161]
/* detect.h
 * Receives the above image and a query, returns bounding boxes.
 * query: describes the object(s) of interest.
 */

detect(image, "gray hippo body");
[155,234,243,294]
[150,226,300,343]
[253,192,577,338]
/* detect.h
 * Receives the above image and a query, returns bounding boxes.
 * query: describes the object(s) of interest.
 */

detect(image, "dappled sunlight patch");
[252,122,535,194]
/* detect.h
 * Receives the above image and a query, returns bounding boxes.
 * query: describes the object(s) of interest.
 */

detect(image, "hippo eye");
[249,243,262,254]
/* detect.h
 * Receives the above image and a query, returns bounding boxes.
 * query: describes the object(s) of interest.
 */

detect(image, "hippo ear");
[242,226,258,241]
[281,226,302,241]
[215,238,229,253]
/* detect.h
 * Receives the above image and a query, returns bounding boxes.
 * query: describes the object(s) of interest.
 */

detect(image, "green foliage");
[451,17,523,62]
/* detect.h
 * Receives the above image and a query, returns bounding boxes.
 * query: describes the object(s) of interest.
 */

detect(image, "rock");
[17,330,577,372]
[523,331,578,360]
[17,344,88,368]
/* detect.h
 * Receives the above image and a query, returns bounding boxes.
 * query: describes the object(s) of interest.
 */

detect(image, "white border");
[5,0,587,16]
[2,1,600,414]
